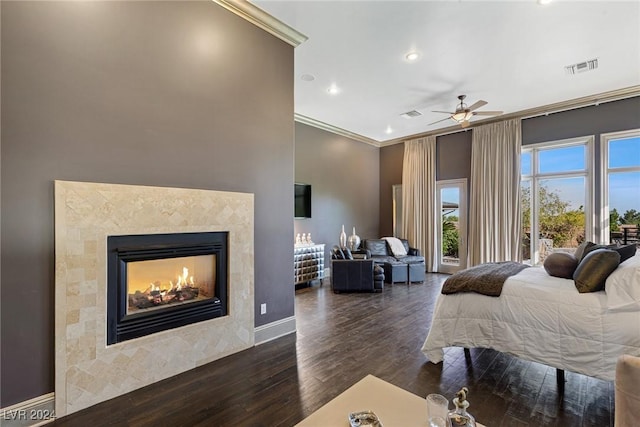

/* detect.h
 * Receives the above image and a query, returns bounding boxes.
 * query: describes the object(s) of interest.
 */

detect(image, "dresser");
[294,243,325,285]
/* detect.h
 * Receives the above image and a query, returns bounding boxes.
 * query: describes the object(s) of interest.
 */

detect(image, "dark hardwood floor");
[52,274,614,426]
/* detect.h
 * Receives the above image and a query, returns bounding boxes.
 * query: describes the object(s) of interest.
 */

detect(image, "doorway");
[436,179,467,274]
[392,184,403,238]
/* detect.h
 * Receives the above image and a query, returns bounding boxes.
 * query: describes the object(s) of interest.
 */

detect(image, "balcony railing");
[611,226,639,246]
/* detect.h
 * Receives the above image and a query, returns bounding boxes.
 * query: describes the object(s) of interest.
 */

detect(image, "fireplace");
[56,181,254,416]
[107,232,228,344]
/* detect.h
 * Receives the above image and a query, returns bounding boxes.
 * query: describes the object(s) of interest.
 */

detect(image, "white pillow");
[605,253,640,312]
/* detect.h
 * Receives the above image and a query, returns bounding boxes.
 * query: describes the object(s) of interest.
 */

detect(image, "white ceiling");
[250,0,640,143]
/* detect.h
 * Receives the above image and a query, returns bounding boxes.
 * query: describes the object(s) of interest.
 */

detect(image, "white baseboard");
[0,393,55,427]
[254,315,296,345]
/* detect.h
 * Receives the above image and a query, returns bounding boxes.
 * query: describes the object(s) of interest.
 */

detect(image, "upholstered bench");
[408,262,425,283]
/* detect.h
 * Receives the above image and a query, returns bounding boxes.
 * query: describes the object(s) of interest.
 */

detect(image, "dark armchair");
[330,246,384,293]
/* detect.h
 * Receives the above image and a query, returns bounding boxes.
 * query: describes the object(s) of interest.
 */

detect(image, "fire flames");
[128,266,201,310]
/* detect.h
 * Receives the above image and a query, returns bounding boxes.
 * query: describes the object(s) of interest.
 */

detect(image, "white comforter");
[422,260,640,381]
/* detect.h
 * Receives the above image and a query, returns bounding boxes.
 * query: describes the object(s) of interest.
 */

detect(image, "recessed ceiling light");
[537,0,552,5]
[405,52,419,62]
[385,126,393,134]
[327,84,341,95]
[301,74,315,82]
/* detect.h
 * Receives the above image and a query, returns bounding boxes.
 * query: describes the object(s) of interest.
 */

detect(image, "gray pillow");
[543,252,579,279]
[573,249,621,293]
[574,241,595,260]
[615,244,637,264]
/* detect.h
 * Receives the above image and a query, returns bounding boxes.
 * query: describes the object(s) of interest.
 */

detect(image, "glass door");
[436,179,467,274]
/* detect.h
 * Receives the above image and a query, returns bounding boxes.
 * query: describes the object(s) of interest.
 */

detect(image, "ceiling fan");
[429,95,503,128]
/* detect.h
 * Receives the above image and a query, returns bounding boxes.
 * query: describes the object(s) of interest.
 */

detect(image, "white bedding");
[422,255,640,381]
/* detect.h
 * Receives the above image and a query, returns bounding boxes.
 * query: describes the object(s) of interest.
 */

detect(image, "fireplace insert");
[107,232,228,344]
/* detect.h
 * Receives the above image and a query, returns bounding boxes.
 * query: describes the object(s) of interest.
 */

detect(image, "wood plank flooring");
[52,274,614,426]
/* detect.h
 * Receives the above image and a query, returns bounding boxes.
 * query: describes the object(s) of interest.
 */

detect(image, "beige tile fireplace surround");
[54,181,254,416]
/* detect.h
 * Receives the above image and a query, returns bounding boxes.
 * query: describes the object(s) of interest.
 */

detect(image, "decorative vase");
[348,226,361,251]
[447,387,476,427]
[339,224,347,248]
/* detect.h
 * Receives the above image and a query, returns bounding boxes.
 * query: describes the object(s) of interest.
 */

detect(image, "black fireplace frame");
[107,232,228,345]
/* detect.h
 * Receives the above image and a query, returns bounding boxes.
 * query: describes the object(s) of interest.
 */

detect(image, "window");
[601,129,640,245]
[521,137,594,265]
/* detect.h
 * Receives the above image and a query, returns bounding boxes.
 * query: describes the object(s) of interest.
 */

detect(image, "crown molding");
[294,114,381,147]
[296,86,640,148]
[380,85,640,147]
[213,0,308,47]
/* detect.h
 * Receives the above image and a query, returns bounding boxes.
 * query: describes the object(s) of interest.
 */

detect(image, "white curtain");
[402,136,437,272]
[468,119,522,266]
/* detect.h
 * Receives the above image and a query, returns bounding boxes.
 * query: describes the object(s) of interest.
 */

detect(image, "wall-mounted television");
[294,183,311,218]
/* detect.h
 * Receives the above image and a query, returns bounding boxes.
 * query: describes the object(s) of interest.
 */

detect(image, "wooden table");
[295,374,486,426]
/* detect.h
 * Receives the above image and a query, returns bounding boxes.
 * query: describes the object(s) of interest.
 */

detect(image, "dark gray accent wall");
[436,131,473,181]
[294,123,379,258]
[379,143,404,237]
[1,1,294,406]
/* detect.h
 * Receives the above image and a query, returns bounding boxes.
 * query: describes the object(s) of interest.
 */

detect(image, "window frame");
[521,135,595,264]
[600,128,640,243]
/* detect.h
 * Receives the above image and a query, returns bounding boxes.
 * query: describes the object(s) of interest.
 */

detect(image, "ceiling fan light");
[451,112,467,122]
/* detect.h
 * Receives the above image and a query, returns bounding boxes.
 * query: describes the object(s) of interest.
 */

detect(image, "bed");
[422,253,640,382]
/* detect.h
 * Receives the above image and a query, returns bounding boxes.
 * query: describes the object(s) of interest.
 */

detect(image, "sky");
[520,136,640,215]
[441,187,460,219]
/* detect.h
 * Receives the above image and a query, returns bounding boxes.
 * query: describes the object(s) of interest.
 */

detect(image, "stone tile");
[55,181,255,417]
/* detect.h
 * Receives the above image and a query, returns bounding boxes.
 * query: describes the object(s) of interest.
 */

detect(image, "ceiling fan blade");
[472,110,504,116]
[467,100,488,112]
[460,120,471,128]
[428,117,453,126]
[431,110,456,114]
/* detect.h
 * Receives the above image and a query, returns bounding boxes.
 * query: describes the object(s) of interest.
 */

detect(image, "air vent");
[565,58,598,75]
[400,110,422,119]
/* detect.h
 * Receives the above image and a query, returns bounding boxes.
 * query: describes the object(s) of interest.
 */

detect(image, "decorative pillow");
[574,241,595,260]
[605,254,640,311]
[543,252,579,279]
[581,243,618,260]
[573,249,621,293]
[331,246,345,259]
[615,244,637,264]
[342,247,354,260]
